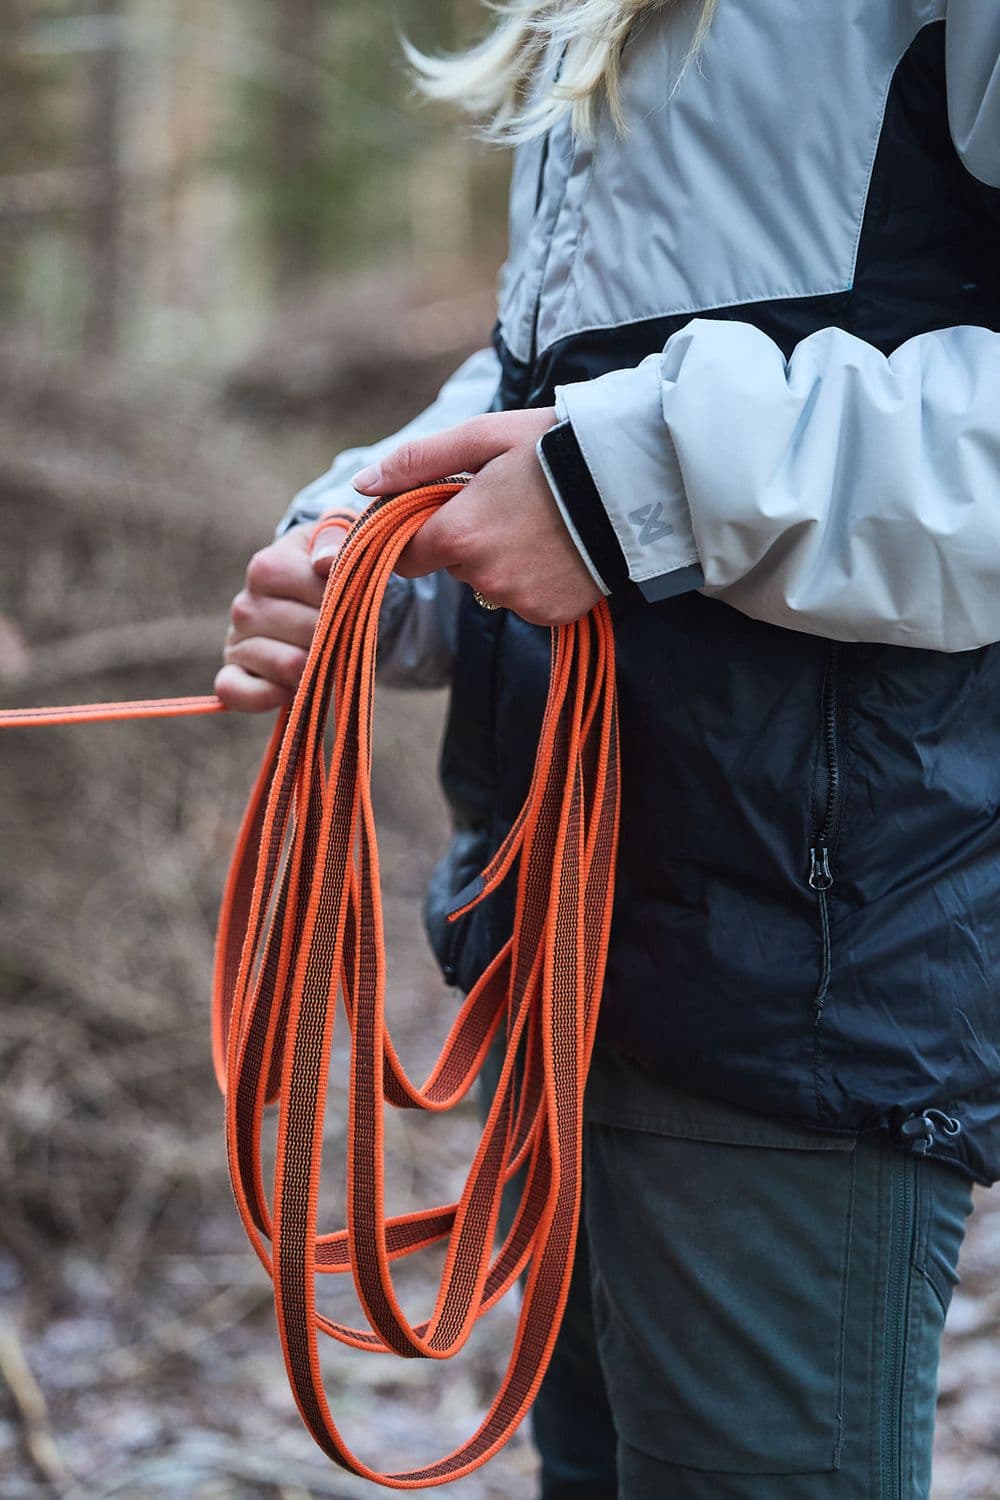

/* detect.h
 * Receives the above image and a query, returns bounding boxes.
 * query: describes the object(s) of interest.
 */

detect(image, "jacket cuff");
[554,356,705,603]
[538,422,623,595]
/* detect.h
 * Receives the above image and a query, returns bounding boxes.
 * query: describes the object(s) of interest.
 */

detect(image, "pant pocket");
[581,1128,857,1476]
[584,1123,854,1476]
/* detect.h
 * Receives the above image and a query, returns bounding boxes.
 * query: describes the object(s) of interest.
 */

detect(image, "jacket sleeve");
[945,0,1000,190]
[277,346,502,688]
[543,11,1000,654]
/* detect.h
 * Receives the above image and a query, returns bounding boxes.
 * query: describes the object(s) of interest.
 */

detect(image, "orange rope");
[0,485,620,1488]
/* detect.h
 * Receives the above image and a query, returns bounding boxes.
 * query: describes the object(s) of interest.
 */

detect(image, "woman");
[217,3,1000,1495]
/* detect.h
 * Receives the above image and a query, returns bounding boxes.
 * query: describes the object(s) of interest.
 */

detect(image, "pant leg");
[583,1106,972,1500]
[477,1043,619,1498]
[533,1213,620,1500]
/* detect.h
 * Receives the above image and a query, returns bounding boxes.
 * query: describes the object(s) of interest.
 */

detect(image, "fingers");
[221,525,324,715]
[244,528,327,610]
[311,535,343,579]
[393,501,473,578]
[214,663,293,714]
[227,593,320,651]
[352,415,510,498]
[364,408,559,581]
[222,634,307,691]
[310,513,353,573]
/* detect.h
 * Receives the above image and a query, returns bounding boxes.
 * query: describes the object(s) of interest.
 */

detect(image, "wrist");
[537,421,629,596]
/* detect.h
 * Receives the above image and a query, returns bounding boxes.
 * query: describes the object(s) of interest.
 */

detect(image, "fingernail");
[311,541,341,564]
[352,462,382,493]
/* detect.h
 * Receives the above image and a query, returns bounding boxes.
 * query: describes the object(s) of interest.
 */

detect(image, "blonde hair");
[406,0,718,142]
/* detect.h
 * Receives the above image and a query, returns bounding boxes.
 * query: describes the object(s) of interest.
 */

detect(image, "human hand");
[215,524,342,713]
[352,409,602,627]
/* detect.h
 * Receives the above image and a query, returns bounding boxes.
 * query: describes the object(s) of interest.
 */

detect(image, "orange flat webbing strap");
[0,695,224,727]
[218,485,619,1486]
[0,508,359,737]
[0,486,620,1490]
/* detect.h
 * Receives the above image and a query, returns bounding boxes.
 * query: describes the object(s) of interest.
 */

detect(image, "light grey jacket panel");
[501,0,947,363]
[543,1,1000,653]
[946,0,1000,186]
[560,321,1000,652]
[276,347,502,688]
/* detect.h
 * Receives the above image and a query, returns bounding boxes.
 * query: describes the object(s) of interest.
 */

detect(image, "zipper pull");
[896,1109,963,1155]
[808,845,833,892]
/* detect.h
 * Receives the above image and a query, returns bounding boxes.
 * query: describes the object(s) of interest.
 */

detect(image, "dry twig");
[0,1323,71,1492]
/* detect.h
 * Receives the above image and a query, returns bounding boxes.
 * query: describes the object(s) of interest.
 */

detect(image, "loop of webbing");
[0,485,620,1488]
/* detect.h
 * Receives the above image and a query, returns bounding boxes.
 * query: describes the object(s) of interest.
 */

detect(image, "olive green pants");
[570,1050,974,1500]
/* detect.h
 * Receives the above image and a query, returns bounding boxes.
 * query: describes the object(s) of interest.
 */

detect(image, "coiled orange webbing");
[0,484,620,1488]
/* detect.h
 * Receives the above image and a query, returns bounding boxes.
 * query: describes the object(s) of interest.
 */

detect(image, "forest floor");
[0,339,998,1500]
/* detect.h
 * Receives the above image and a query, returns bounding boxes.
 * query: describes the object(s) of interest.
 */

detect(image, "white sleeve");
[556,318,1000,653]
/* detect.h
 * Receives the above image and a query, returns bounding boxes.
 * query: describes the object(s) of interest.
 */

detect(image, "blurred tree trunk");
[84,0,124,353]
[270,0,324,290]
[0,4,25,316]
[0,0,46,319]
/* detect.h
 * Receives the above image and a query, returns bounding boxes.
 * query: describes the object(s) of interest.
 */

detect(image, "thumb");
[311,544,340,579]
[352,416,507,497]
[310,511,354,574]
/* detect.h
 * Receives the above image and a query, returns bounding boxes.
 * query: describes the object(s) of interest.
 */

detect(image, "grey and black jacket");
[282,0,1000,1183]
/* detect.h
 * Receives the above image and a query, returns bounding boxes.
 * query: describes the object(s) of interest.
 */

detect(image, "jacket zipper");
[527,132,553,365]
[526,44,569,371]
[808,645,843,1013]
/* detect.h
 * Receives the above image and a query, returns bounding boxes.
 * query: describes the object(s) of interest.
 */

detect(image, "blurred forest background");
[0,3,998,1498]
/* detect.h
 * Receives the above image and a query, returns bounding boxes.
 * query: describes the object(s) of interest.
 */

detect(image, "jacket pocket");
[422,826,487,988]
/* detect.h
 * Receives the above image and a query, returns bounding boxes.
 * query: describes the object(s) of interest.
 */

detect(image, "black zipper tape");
[809,645,844,1011]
